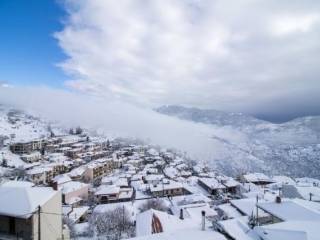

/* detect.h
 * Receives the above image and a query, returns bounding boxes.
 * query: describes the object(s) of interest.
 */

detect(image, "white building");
[0,183,67,240]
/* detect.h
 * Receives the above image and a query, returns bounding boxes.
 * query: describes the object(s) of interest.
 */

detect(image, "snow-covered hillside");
[0,106,65,168]
[156,105,320,178]
[0,107,50,142]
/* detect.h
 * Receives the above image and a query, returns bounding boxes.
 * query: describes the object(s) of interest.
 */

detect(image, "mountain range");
[156,105,320,178]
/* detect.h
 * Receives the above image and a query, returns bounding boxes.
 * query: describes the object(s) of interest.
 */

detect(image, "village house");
[20,151,42,163]
[65,147,83,159]
[10,139,45,155]
[59,136,83,148]
[219,177,241,195]
[0,182,67,240]
[94,185,134,204]
[26,166,54,185]
[56,146,72,154]
[58,181,89,205]
[143,174,164,185]
[63,205,89,224]
[198,177,226,196]
[241,173,274,186]
[47,162,68,177]
[52,174,72,186]
[68,166,86,181]
[253,198,320,239]
[83,158,114,182]
[79,150,109,162]
[149,180,189,197]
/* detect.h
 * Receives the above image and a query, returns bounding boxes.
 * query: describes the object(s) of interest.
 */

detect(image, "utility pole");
[38,206,41,240]
[162,180,164,197]
[256,195,259,226]
[122,205,125,236]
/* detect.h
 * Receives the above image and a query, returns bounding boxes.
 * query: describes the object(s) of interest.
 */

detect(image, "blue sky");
[0,0,66,87]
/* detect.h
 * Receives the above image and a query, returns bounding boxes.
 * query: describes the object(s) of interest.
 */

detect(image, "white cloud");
[55,0,320,118]
[0,85,248,163]
[271,14,320,36]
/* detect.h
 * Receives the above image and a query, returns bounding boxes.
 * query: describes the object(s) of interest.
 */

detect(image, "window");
[9,217,15,234]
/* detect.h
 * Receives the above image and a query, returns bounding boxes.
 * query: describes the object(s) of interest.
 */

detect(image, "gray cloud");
[55,0,320,120]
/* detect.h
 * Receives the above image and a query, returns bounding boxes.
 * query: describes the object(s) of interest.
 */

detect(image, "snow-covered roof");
[164,167,179,179]
[68,166,86,177]
[296,185,320,201]
[181,203,218,220]
[145,174,164,182]
[198,177,226,190]
[136,209,193,236]
[255,221,320,240]
[67,206,89,223]
[129,229,227,240]
[95,185,120,195]
[295,177,320,186]
[147,148,159,156]
[149,180,183,192]
[257,199,320,221]
[218,216,259,240]
[1,180,34,188]
[58,181,88,194]
[222,178,240,188]
[26,166,52,175]
[115,177,129,187]
[272,176,296,185]
[66,196,83,205]
[0,186,58,218]
[217,203,243,219]
[173,193,212,206]
[291,198,320,214]
[21,151,41,158]
[243,173,273,183]
[118,188,134,199]
[53,174,72,185]
[230,198,268,217]
[101,176,117,184]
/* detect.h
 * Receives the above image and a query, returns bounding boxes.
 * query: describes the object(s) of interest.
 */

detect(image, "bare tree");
[1,158,7,167]
[88,206,135,240]
[139,199,168,213]
[185,157,197,169]
[69,128,75,135]
[63,217,77,239]
[75,126,83,135]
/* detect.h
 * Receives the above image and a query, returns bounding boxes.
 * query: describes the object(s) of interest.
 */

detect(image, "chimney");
[179,209,184,220]
[275,196,281,204]
[52,181,58,191]
[201,210,206,231]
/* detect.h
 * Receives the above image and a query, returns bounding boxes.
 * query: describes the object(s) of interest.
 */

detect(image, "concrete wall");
[32,191,63,240]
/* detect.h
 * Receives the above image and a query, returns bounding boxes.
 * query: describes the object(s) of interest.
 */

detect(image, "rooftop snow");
[0,185,58,218]
[257,199,320,221]
[243,173,273,183]
[59,181,88,194]
[129,229,226,240]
